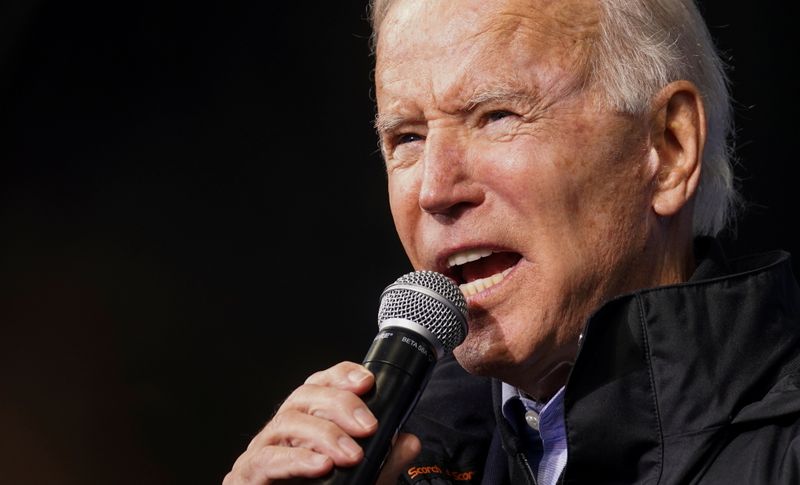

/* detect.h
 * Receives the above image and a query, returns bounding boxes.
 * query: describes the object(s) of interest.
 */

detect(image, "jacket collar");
[562,238,800,482]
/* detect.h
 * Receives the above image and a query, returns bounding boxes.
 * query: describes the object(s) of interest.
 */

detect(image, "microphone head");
[378,270,468,354]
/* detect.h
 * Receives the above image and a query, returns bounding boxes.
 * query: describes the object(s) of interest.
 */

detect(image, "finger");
[304,361,374,394]
[266,384,378,441]
[223,445,333,484]
[376,433,422,485]
[255,409,367,466]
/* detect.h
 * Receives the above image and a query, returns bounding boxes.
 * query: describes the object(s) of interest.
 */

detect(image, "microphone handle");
[316,326,437,485]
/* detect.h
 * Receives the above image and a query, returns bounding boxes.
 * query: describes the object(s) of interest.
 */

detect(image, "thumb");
[376,433,422,485]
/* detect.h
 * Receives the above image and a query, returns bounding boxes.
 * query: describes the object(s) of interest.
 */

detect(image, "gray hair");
[368,0,738,236]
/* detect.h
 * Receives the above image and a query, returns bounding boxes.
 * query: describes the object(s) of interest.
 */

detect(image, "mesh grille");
[378,271,467,353]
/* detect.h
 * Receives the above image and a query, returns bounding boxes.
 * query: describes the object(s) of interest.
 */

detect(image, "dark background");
[0,1,796,484]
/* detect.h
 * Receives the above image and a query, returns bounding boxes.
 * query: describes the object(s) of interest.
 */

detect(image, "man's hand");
[222,361,421,484]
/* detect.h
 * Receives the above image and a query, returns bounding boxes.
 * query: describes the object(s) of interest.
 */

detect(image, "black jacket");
[399,240,800,484]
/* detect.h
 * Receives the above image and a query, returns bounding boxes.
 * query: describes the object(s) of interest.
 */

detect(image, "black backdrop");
[0,1,797,484]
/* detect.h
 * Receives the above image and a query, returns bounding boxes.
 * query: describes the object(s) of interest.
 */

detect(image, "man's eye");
[396,133,423,145]
[485,110,515,123]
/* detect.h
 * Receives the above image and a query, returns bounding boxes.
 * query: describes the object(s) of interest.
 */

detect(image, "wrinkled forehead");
[375,0,600,100]
[376,0,599,67]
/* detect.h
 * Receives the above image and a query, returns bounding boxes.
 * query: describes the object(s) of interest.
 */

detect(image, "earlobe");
[650,81,706,217]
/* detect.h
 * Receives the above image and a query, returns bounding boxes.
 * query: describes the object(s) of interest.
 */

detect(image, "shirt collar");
[501,382,566,436]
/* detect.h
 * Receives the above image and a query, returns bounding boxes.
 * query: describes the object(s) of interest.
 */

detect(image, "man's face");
[375,0,662,392]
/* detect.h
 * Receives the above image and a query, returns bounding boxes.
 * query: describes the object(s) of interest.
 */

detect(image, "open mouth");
[446,249,522,297]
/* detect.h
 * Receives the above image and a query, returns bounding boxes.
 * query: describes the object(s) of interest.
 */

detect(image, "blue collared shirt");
[501,383,568,485]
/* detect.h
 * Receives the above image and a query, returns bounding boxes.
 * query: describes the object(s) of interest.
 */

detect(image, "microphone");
[318,270,468,485]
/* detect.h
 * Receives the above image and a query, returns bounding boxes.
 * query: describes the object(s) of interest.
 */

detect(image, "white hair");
[590,0,737,235]
[369,0,739,236]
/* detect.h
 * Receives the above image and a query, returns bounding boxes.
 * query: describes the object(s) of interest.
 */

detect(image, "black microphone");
[317,270,468,485]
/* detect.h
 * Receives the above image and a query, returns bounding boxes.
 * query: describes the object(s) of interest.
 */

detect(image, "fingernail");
[348,369,370,384]
[338,436,363,459]
[353,407,377,429]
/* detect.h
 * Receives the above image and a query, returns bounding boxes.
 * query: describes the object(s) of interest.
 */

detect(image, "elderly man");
[224,0,800,483]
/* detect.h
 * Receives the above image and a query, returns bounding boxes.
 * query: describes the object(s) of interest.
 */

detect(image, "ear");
[649,81,706,217]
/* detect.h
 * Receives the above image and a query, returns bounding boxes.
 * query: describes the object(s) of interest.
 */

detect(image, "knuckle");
[252,446,279,472]
[267,409,291,433]
[305,361,361,386]
[221,469,245,485]
[304,370,325,385]
[278,384,318,415]
[238,446,285,482]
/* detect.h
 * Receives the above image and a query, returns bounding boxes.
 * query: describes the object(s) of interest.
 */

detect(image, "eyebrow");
[374,82,540,135]
[462,84,538,110]
[374,112,406,135]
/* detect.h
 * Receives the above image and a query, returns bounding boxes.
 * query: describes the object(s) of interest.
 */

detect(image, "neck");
[520,215,697,401]
[520,359,573,402]
[650,212,697,287]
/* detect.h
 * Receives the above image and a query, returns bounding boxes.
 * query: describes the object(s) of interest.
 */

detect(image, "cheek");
[481,141,580,223]
[387,170,423,259]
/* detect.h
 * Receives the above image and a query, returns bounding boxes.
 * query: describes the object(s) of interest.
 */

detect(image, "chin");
[453,330,517,379]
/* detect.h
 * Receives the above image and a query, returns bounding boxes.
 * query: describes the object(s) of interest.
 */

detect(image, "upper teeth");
[447,248,493,268]
[446,248,515,297]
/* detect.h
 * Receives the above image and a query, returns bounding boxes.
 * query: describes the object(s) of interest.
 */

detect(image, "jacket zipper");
[517,452,538,485]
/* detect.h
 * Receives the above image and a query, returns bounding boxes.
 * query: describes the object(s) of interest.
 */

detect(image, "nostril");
[421,200,477,219]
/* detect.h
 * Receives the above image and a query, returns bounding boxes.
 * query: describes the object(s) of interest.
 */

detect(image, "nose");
[418,130,484,217]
